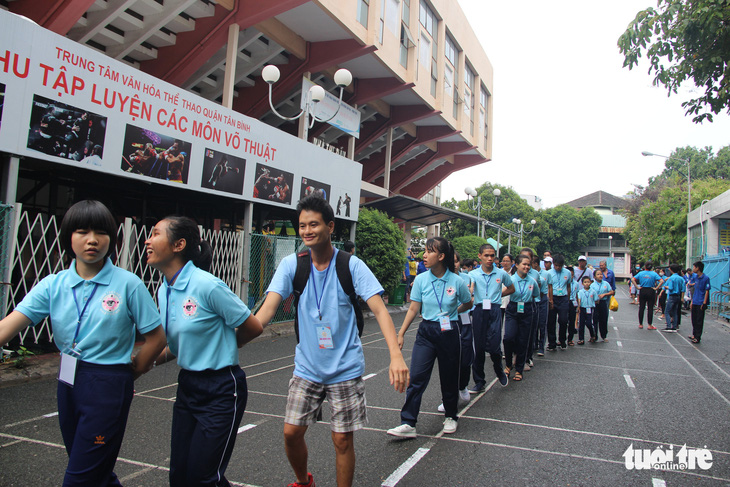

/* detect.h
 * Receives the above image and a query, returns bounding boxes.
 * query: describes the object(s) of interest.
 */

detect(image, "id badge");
[483,299,492,310]
[58,353,78,386]
[517,302,525,313]
[439,315,452,331]
[317,326,334,349]
[572,300,578,307]
[459,312,471,325]
[586,308,592,315]
[556,289,565,296]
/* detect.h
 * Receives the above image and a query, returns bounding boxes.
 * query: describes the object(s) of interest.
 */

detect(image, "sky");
[441,0,730,209]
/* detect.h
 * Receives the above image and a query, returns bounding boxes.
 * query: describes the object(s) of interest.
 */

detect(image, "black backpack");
[292,250,364,343]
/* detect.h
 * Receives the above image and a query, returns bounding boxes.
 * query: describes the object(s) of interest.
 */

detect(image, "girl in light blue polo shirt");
[0,200,166,486]
[387,237,472,438]
[145,216,262,487]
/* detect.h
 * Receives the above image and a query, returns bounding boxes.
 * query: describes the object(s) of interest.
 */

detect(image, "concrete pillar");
[1,155,19,204]
[240,201,253,300]
[221,24,240,109]
[383,127,393,192]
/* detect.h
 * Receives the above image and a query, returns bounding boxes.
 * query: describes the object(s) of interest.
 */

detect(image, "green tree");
[537,206,602,263]
[355,208,405,296]
[452,235,488,262]
[624,176,730,263]
[441,183,535,241]
[618,0,730,123]
[410,228,426,254]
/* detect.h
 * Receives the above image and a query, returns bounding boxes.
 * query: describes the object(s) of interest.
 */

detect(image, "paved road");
[1,288,730,486]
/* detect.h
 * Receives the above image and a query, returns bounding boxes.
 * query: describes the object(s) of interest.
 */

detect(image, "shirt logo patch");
[496,279,501,283]
[182,297,198,318]
[101,293,121,313]
[446,287,456,296]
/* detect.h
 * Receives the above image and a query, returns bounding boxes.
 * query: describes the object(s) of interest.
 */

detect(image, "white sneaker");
[387,424,417,438]
[459,388,470,402]
[437,403,445,412]
[442,418,458,434]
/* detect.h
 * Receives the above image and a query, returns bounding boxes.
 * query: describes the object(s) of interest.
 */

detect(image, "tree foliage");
[355,208,406,296]
[618,0,730,123]
[625,177,730,263]
[537,206,602,263]
[440,182,600,263]
[452,235,488,262]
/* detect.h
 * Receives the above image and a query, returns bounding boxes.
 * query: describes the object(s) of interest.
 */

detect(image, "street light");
[465,187,501,238]
[511,218,536,248]
[608,235,613,259]
[641,151,691,212]
[700,199,711,259]
[262,65,352,141]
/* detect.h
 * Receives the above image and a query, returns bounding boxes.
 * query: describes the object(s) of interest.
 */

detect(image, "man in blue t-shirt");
[256,195,409,487]
[687,261,711,344]
[599,260,616,291]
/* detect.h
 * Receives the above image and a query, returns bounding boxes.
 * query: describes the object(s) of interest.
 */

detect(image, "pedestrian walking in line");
[388,237,472,437]
[502,254,540,382]
[590,269,614,341]
[576,276,599,344]
[687,261,711,344]
[145,216,263,487]
[257,195,408,487]
[631,263,664,330]
[662,264,685,332]
[0,200,166,486]
[547,254,572,349]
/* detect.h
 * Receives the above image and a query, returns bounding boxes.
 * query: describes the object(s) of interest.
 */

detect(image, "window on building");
[399,0,411,67]
[480,84,488,147]
[464,64,474,134]
[419,1,438,96]
[357,0,369,27]
[444,35,456,99]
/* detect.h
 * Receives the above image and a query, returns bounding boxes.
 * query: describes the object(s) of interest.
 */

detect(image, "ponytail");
[162,216,213,272]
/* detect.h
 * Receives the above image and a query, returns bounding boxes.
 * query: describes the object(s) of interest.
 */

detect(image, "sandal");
[568,341,575,346]
[513,372,522,381]
[504,366,511,376]
[577,340,585,345]
[638,324,643,329]
[690,337,700,344]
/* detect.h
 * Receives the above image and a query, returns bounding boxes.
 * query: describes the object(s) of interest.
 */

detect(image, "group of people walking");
[386,247,618,439]
[0,193,715,487]
[630,261,711,343]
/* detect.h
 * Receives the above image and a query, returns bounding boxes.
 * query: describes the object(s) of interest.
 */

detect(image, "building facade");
[565,191,632,278]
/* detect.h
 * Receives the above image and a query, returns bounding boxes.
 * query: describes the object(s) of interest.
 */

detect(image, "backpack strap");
[292,251,311,343]
[335,250,364,338]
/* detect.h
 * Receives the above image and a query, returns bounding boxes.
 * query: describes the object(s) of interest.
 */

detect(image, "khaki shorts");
[285,375,367,433]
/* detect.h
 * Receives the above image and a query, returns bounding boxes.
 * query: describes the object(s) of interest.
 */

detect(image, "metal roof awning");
[361,195,479,227]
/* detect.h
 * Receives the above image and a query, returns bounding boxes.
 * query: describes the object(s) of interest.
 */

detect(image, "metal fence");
[247,234,344,324]
[4,208,344,346]
[5,208,244,346]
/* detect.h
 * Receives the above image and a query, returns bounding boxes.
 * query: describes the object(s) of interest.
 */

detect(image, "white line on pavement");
[624,374,636,388]
[363,373,377,380]
[381,447,432,487]
[656,331,730,407]
[237,424,256,434]
[614,326,618,331]
[3,411,59,428]
[617,341,623,347]
[652,478,667,487]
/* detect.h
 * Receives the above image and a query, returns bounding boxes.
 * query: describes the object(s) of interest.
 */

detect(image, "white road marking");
[613,326,618,331]
[617,341,622,347]
[382,447,431,487]
[624,374,635,388]
[237,424,256,434]
[3,411,59,428]
[363,373,377,380]
[652,479,667,487]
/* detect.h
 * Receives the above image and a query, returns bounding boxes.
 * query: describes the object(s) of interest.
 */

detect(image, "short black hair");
[515,254,531,266]
[670,263,682,274]
[479,243,495,254]
[60,200,118,259]
[693,261,704,272]
[553,254,565,267]
[344,240,355,252]
[297,194,335,225]
[582,276,592,283]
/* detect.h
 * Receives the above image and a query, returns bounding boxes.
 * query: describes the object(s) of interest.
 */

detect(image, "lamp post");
[608,235,613,261]
[641,151,691,212]
[465,187,501,238]
[511,218,536,248]
[700,199,711,259]
[261,65,353,142]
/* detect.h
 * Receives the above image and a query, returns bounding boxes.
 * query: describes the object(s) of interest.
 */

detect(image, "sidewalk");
[0,302,410,388]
